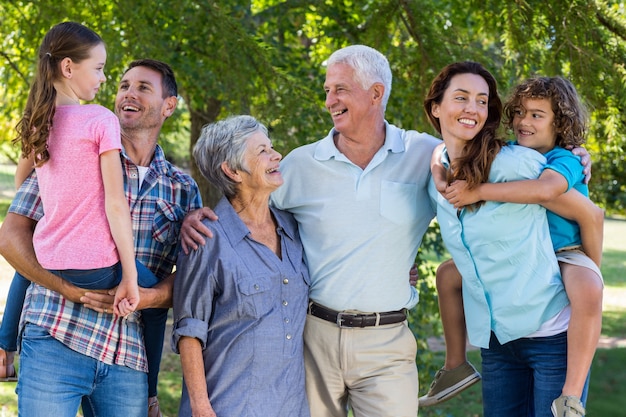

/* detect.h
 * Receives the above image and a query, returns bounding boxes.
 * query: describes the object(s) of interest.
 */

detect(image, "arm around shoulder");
[470,168,568,206]
[180,207,217,254]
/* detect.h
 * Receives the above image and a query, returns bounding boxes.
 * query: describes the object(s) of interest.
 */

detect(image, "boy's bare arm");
[543,190,604,267]
[445,169,568,209]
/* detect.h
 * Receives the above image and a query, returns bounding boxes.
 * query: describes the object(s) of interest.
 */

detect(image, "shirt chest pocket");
[152,199,184,246]
[236,274,274,318]
[380,180,418,225]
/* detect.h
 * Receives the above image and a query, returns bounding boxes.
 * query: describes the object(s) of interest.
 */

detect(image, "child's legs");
[0,272,30,351]
[53,260,158,291]
[436,259,467,369]
[52,265,119,290]
[141,307,168,398]
[136,260,159,288]
[560,261,603,399]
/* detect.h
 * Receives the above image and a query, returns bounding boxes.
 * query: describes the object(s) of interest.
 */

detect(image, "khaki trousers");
[304,314,419,417]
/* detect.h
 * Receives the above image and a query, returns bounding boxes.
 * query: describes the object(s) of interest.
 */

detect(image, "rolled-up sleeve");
[171,224,218,353]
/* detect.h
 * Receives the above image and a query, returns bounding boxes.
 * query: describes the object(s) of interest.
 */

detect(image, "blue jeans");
[17,323,147,417]
[0,262,166,397]
[481,331,589,417]
[0,272,29,351]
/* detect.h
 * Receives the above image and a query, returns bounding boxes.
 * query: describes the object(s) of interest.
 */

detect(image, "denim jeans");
[0,261,166,397]
[0,272,29,351]
[481,331,589,417]
[17,323,147,417]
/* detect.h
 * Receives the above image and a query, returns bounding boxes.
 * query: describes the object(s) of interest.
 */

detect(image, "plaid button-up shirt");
[13,145,202,371]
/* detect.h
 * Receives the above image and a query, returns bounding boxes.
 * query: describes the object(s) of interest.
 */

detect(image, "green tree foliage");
[1,0,625,209]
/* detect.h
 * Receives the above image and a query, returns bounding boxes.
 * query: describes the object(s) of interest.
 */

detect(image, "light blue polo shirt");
[271,122,441,313]
[428,144,570,348]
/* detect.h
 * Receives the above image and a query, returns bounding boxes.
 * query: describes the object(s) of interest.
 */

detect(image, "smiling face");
[237,131,283,195]
[115,66,176,134]
[512,97,557,154]
[430,73,489,156]
[323,62,383,140]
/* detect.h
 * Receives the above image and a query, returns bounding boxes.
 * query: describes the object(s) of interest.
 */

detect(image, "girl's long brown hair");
[13,21,103,166]
[424,61,505,209]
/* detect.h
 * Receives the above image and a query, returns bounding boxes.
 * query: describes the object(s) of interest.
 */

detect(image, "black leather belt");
[308,302,407,328]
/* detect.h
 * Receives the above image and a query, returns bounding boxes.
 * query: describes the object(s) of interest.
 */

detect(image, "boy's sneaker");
[551,395,585,417]
[418,361,481,406]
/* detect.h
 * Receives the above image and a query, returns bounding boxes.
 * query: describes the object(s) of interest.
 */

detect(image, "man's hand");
[81,289,115,314]
[180,207,218,254]
[409,263,419,287]
[570,146,592,184]
[81,272,177,313]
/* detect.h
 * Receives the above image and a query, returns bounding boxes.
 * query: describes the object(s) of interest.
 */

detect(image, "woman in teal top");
[422,77,602,417]
[425,62,576,417]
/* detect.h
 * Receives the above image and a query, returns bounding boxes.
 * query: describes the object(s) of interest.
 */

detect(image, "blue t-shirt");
[543,146,588,250]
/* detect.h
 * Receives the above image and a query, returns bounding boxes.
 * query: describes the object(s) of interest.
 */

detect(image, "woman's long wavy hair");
[424,61,505,209]
[13,21,103,166]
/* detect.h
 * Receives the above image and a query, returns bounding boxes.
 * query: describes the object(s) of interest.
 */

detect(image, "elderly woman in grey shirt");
[172,115,310,417]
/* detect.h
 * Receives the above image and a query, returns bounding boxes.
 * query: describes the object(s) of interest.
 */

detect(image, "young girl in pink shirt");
[0,22,161,386]
[14,21,139,316]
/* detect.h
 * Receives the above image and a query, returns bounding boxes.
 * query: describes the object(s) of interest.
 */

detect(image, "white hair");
[193,115,268,198]
[326,45,392,110]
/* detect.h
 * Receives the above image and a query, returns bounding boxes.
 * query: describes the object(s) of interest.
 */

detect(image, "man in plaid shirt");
[0,59,202,417]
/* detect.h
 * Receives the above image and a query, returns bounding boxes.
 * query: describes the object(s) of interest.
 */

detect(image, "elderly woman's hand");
[180,207,218,254]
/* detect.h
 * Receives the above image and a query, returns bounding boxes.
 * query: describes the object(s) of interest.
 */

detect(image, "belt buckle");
[336,312,358,328]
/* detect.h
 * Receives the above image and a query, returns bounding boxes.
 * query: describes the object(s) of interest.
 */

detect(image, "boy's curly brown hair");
[504,76,588,148]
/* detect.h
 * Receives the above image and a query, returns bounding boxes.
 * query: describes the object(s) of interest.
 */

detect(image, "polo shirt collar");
[314,121,405,162]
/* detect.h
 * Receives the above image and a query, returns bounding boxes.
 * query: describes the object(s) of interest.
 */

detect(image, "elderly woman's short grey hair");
[326,45,392,111]
[193,115,268,198]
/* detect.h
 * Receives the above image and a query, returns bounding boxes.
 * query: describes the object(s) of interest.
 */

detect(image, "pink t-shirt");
[34,104,122,269]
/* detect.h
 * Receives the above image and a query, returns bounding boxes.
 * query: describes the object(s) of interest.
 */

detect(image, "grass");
[0,176,624,416]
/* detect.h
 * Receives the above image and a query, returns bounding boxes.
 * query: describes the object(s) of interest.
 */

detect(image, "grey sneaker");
[418,361,481,407]
[551,395,585,417]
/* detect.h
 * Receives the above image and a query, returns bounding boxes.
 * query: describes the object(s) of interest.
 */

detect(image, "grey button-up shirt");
[172,196,310,417]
